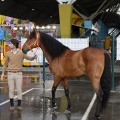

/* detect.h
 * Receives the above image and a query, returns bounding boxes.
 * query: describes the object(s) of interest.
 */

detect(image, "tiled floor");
[0,69,120,120]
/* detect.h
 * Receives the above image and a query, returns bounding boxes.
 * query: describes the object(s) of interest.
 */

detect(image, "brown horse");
[22,31,111,120]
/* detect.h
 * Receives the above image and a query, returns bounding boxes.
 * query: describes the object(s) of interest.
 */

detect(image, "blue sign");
[84,20,92,29]
[84,20,92,37]
[0,29,4,40]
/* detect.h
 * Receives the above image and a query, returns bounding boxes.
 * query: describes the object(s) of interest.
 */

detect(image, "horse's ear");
[33,28,35,32]
[36,31,40,39]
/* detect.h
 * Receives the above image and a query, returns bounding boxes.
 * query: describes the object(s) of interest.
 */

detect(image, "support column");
[97,20,108,41]
[59,4,73,38]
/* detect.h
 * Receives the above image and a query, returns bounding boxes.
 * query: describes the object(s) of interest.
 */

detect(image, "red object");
[5,45,11,52]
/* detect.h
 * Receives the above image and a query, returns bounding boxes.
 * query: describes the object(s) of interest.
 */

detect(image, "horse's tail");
[100,52,111,110]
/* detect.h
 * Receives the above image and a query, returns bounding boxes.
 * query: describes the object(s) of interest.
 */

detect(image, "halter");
[24,39,39,50]
[24,38,39,53]
[24,31,40,52]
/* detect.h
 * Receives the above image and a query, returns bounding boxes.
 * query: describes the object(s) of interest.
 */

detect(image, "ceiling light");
[19,27,23,30]
[46,25,50,29]
[41,26,45,29]
[31,26,34,30]
[13,27,18,30]
[36,26,40,30]
[25,27,28,30]
[53,26,56,29]
[32,9,34,11]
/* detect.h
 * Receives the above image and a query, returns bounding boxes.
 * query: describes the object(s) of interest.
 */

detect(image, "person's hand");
[1,73,5,81]
[34,55,37,59]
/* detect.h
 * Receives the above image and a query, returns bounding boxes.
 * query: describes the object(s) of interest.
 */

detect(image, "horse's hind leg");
[90,78,103,120]
[62,79,71,113]
[86,63,104,119]
[94,86,103,120]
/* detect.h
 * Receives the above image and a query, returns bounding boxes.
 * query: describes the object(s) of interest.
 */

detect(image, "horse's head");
[22,31,40,54]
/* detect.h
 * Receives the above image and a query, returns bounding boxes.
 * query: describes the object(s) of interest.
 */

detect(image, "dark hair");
[10,39,19,48]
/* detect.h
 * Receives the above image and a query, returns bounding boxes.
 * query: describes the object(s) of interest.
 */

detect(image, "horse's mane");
[29,31,70,59]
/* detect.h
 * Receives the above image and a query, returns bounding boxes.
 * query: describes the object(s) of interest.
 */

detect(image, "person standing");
[1,39,36,112]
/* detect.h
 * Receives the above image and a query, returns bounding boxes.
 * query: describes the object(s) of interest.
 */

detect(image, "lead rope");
[36,32,46,91]
[31,47,44,90]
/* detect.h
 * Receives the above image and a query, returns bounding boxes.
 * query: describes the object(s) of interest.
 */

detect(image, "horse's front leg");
[62,79,71,113]
[52,85,57,110]
[52,77,61,112]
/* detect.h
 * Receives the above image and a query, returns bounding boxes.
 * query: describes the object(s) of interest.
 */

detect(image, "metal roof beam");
[73,6,88,20]
[2,2,16,14]
[103,1,120,27]
[74,1,90,17]
[88,0,108,20]
[101,0,118,21]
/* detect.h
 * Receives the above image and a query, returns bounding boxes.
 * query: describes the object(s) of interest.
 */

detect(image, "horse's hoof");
[52,113,57,119]
[52,109,56,114]
[92,116,101,120]
[64,110,71,114]
[52,110,56,114]
[52,106,57,113]
[53,106,57,110]
[96,117,100,120]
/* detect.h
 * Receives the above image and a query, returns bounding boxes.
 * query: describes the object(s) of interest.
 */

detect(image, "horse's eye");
[29,37,32,39]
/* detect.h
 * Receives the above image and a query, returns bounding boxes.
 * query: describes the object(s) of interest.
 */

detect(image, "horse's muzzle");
[22,47,29,54]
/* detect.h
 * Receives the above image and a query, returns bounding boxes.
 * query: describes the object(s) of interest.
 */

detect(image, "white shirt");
[11,49,18,54]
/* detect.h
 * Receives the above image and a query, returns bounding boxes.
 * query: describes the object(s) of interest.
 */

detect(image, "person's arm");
[1,53,9,80]
[23,54,37,61]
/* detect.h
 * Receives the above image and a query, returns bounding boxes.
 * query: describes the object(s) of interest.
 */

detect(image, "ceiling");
[0,0,120,31]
